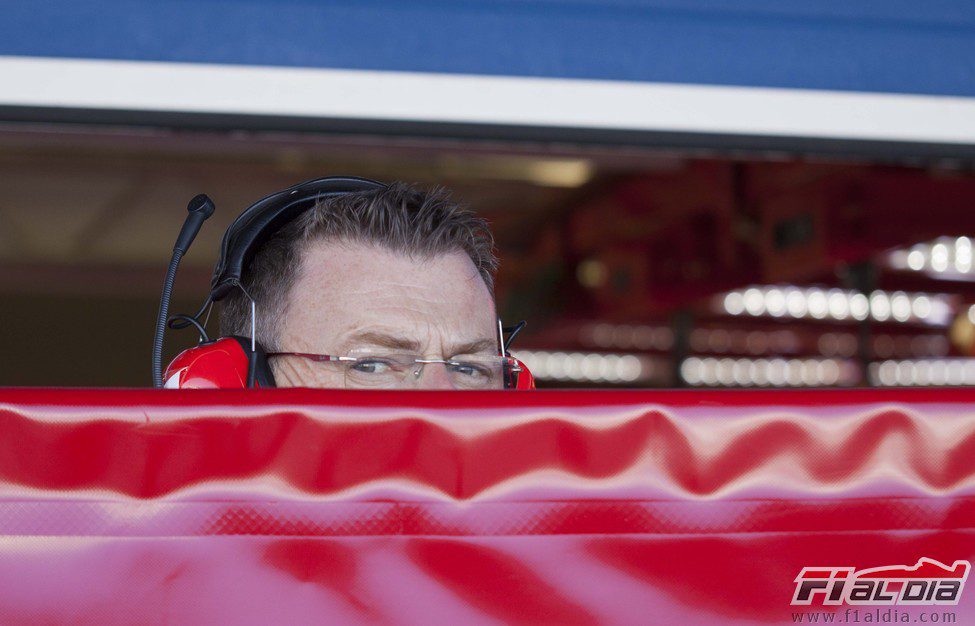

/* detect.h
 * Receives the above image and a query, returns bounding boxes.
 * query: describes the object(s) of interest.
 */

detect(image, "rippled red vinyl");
[0,388,973,624]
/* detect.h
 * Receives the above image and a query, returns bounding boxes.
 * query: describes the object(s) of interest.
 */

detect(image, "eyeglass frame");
[222,288,527,389]
[264,351,523,389]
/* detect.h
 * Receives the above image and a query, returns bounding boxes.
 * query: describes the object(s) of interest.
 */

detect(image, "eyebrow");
[448,338,498,356]
[343,332,497,356]
[345,331,421,352]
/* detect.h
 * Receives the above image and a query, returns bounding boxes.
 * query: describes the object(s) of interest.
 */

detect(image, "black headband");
[209,176,386,301]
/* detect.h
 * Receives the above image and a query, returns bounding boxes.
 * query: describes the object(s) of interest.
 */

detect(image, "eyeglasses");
[266,352,522,389]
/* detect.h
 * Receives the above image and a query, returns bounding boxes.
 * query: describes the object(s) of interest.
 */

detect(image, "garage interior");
[2,121,974,388]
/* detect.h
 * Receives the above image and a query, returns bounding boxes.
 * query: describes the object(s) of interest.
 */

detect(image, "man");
[218,182,508,390]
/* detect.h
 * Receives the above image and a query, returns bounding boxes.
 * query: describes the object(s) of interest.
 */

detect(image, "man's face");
[271,239,499,389]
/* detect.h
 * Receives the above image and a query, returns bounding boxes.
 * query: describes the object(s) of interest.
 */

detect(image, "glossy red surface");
[0,388,973,624]
[164,337,251,388]
[512,357,535,389]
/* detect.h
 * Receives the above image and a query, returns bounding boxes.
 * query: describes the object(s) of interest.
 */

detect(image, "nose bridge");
[414,361,458,390]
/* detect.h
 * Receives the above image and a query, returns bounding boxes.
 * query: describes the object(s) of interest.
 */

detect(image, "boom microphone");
[152,194,216,387]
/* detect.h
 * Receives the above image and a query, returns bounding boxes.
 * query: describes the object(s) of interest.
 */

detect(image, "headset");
[153,176,535,390]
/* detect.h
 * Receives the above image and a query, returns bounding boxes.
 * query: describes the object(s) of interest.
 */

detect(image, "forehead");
[282,239,496,349]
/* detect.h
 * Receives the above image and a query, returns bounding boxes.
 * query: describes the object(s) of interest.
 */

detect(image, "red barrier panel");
[0,388,973,624]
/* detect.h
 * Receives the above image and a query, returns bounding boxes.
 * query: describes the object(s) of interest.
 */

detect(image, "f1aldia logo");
[792,557,970,606]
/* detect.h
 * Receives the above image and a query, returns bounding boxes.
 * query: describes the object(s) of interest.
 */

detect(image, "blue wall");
[3,1,974,97]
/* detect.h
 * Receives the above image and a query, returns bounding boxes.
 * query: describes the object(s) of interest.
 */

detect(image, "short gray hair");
[219,181,498,350]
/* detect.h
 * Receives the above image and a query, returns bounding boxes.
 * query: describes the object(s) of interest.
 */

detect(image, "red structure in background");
[0,388,973,624]
[501,162,975,389]
[504,162,975,324]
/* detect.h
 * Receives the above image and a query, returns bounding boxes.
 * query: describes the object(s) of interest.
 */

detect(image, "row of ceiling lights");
[560,326,960,387]
[718,286,952,326]
[888,236,974,279]
[679,357,857,387]
[680,356,975,388]
[513,350,657,384]
[520,340,963,388]
[869,358,975,387]
[585,323,949,359]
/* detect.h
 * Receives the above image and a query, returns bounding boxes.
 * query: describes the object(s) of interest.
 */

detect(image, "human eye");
[447,360,493,379]
[349,357,398,375]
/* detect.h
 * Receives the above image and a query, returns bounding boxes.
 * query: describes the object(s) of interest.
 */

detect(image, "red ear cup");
[164,338,251,389]
[511,358,536,390]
